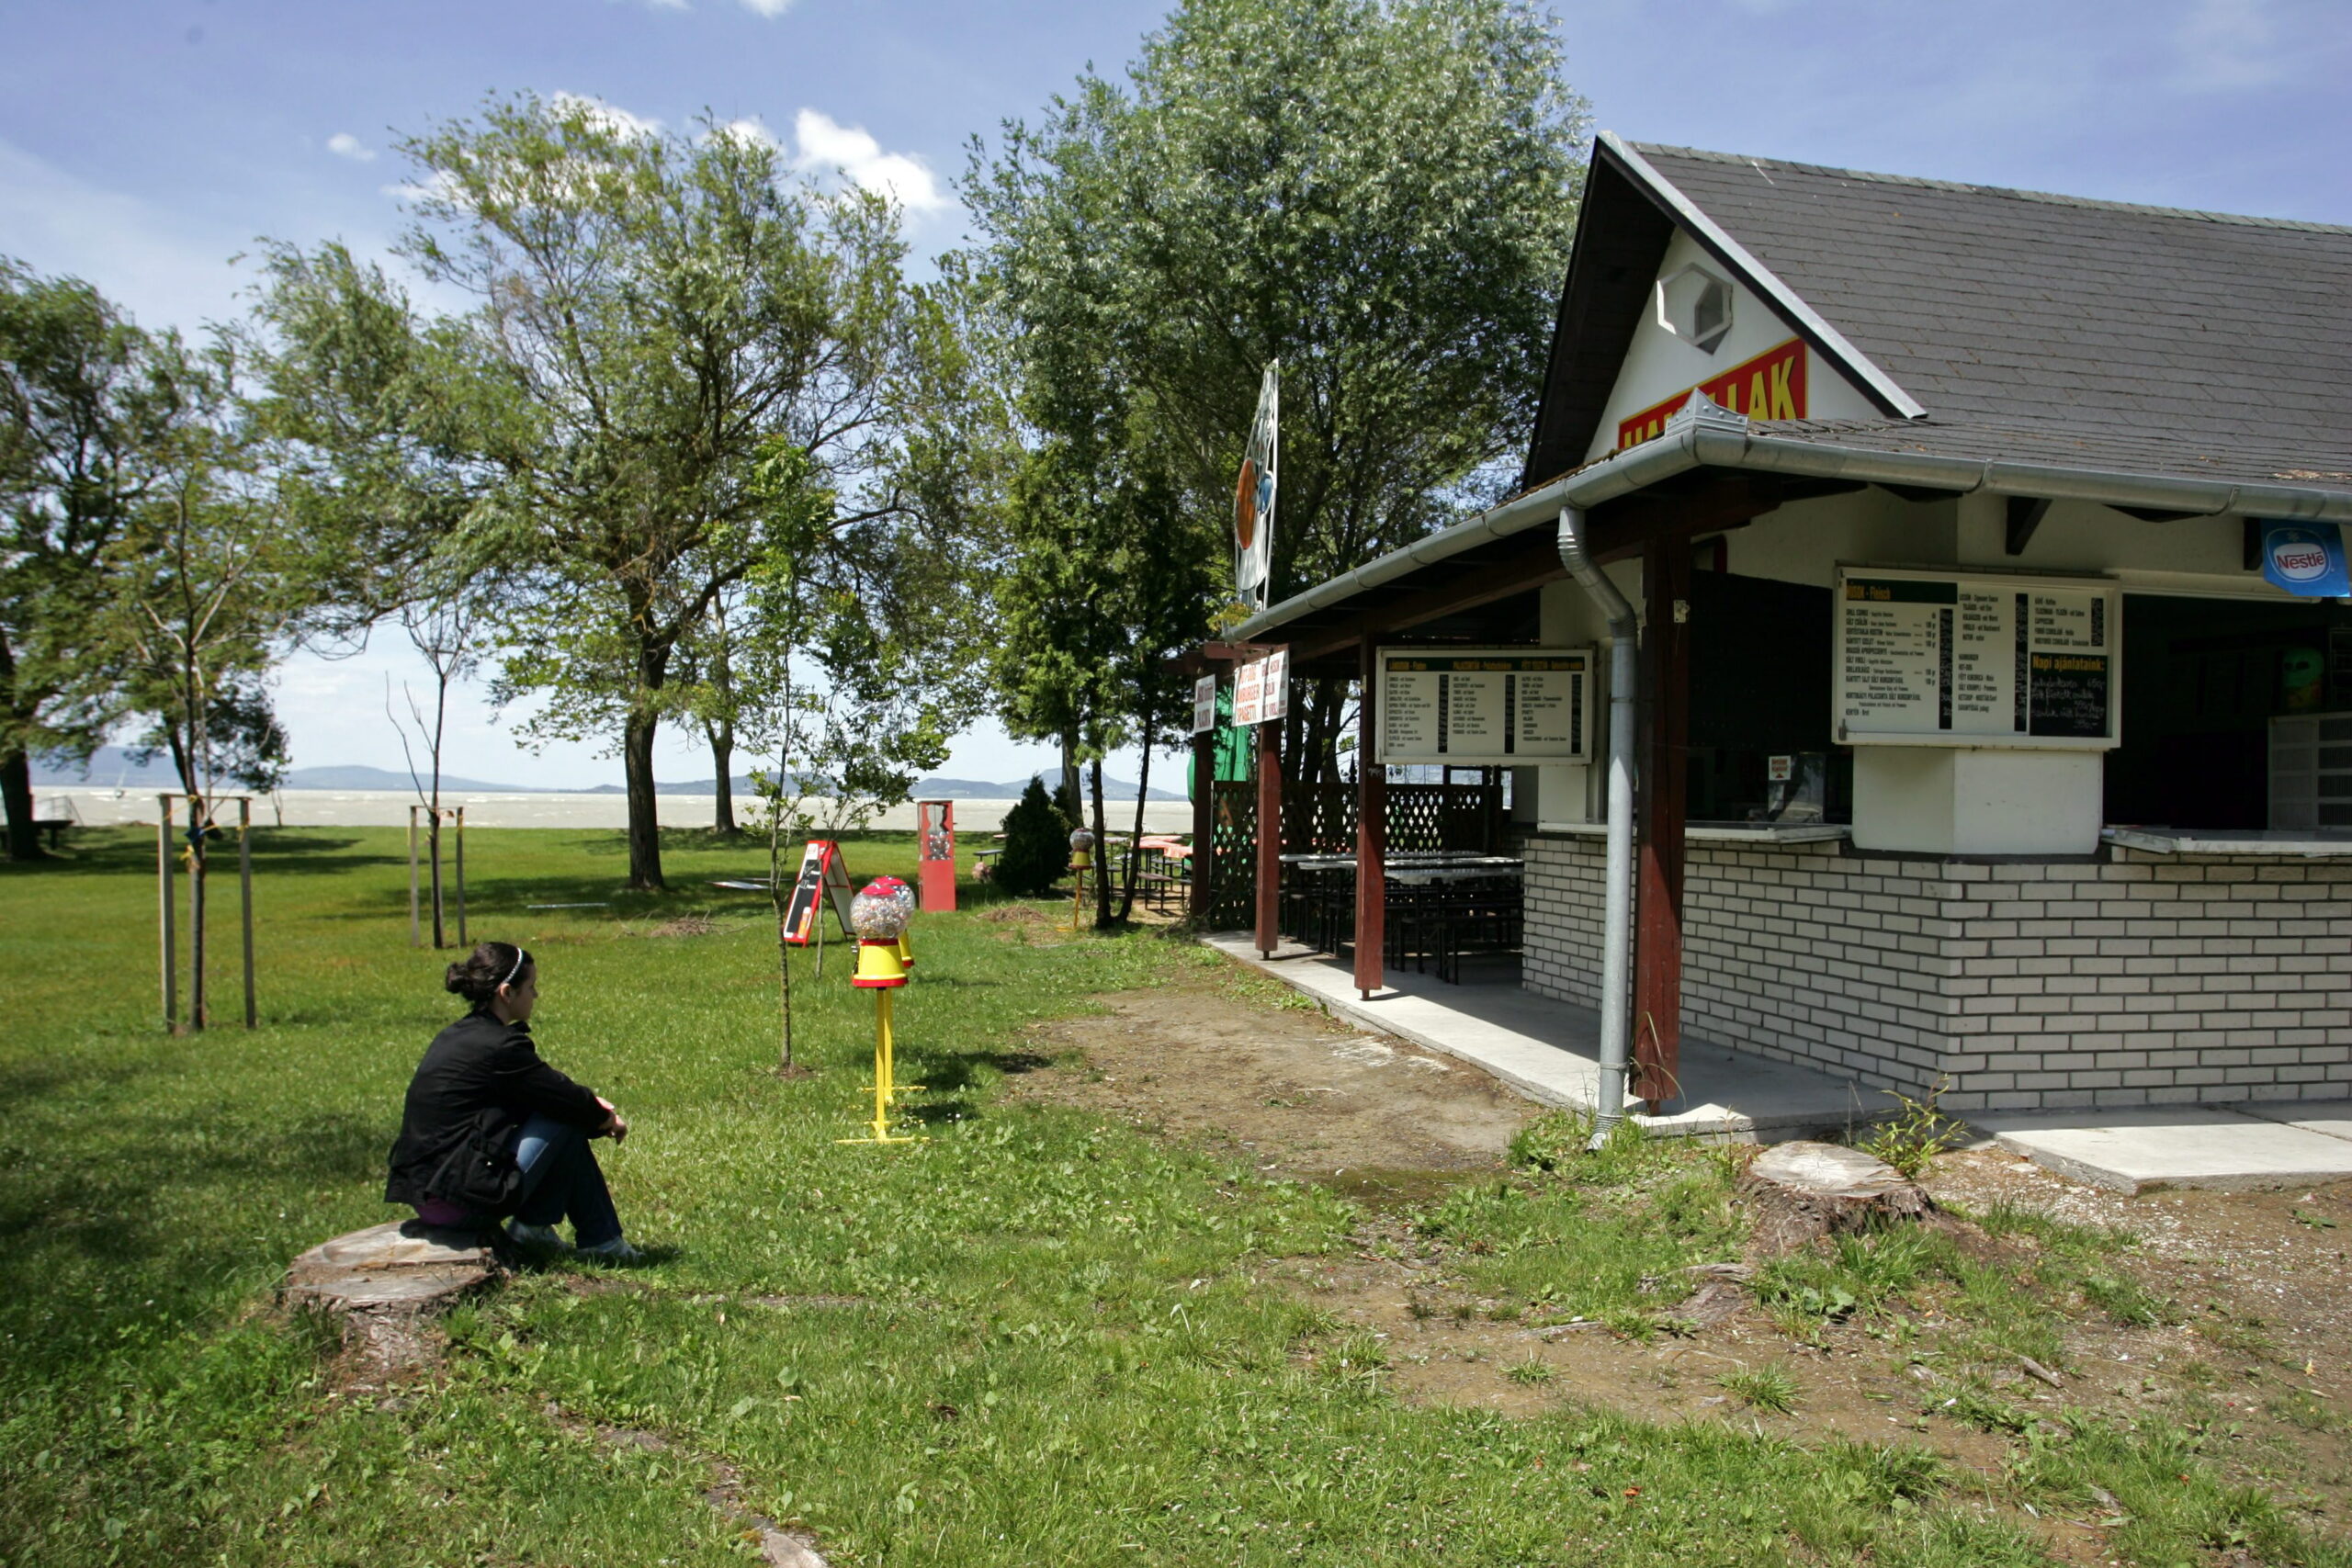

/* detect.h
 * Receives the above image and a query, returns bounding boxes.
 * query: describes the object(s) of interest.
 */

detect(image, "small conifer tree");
[997,776,1069,897]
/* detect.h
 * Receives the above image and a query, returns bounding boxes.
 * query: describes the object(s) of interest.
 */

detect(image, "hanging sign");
[1833,568,2120,749]
[1230,648,1287,727]
[1233,363,1279,609]
[1192,674,1217,736]
[2261,523,2351,598]
[781,839,856,944]
[1617,337,1806,451]
[1376,648,1593,766]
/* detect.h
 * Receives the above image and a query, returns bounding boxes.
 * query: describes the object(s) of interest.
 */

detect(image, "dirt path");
[1010,950,2352,1551]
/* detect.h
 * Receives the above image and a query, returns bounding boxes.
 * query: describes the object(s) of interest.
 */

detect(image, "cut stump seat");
[283,1220,500,1371]
[1737,1140,1934,1258]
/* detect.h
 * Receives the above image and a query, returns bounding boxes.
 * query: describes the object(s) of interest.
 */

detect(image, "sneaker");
[575,1236,645,1264]
[506,1220,569,1251]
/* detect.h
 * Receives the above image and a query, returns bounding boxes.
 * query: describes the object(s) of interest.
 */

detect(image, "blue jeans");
[508,1114,624,1248]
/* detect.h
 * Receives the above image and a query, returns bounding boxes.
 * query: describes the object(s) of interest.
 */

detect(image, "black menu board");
[1834,570,2119,749]
[1377,649,1593,765]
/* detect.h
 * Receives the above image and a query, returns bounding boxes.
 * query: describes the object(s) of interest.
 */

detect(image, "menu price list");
[1836,572,2114,746]
[1379,649,1590,764]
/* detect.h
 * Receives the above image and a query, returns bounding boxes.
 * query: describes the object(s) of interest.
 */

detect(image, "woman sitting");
[385,942,643,1262]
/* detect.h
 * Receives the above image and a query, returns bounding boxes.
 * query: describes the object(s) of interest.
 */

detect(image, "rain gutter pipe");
[1555,505,1637,1143]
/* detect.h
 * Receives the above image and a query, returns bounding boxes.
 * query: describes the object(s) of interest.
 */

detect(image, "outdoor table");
[1272,855,1523,979]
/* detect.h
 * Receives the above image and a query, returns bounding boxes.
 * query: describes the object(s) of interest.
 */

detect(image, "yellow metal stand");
[837,991,923,1145]
[1069,862,1091,932]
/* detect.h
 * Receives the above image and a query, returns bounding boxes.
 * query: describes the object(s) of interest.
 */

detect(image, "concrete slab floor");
[1202,933,1892,1143]
[1969,1105,2352,1194]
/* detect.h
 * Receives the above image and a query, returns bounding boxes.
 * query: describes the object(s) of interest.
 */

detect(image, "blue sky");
[6,0,2347,788]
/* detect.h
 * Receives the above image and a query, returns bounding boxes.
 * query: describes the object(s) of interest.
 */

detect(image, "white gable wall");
[1584,229,1882,464]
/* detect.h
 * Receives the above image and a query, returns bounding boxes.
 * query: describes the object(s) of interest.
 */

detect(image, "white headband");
[503,948,528,987]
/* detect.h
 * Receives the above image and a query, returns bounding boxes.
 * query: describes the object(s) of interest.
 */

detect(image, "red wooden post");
[1634,536,1690,1108]
[1190,723,1216,922]
[1354,639,1386,997]
[1254,716,1283,956]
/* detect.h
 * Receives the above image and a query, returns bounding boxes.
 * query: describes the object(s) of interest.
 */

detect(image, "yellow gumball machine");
[1068,828,1094,931]
[842,879,921,1145]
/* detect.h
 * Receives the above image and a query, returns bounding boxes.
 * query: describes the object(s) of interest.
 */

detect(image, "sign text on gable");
[1616,337,1807,451]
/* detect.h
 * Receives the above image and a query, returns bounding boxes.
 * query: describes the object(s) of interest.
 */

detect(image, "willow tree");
[967,0,1589,785]
[264,95,989,889]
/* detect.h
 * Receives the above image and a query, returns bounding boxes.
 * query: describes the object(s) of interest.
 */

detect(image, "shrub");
[997,777,1070,897]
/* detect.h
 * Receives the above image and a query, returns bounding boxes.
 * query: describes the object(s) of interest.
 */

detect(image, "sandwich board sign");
[781,840,856,945]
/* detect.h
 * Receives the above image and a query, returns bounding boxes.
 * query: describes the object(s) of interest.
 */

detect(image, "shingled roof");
[1525,138,2352,497]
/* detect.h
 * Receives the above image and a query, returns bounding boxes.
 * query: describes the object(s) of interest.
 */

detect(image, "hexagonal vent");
[1658,265,1734,355]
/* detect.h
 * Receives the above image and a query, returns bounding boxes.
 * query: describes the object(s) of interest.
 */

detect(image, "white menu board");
[1229,649,1288,728]
[1834,569,2120,749]
[1376,648,1592,765]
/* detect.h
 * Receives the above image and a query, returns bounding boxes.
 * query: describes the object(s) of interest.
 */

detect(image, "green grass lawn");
[1,826,2344,1566]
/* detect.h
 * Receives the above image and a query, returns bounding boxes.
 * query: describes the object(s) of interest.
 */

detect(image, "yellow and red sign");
[1616,337,1807,451]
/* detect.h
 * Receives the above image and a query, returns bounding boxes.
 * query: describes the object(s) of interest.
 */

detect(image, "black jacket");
[384,1011,607,1209]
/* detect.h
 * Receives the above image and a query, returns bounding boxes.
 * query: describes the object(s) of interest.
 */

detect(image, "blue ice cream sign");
[2261,523,2351,598]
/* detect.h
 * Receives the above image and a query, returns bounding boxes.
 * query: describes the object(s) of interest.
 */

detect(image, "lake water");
[40,788,1199,836]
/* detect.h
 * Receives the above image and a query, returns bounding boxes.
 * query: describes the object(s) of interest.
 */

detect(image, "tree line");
[1,0,1588,904]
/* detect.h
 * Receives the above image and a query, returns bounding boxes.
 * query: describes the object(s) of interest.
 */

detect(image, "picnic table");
[1278,852,1523,982]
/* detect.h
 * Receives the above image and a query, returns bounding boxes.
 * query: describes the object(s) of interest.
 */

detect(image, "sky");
[7,0,2348,789]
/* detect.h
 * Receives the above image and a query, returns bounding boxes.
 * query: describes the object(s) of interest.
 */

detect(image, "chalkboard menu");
[1833,569,2119,749]
[1376,648,1593,765]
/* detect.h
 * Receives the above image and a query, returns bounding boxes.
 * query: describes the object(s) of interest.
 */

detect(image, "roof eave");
[1230,413,2352,644]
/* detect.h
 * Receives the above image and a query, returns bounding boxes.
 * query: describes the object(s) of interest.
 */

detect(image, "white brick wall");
[1521,835,2352,1111]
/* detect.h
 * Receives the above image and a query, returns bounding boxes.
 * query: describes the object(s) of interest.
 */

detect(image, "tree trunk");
[1119,724,1150,922]
[427,815,445,949]
[623,707,665,891]
[711,720,738,836]
[1059,731,1081,826]
[1090,751,1112,930]
[0,746,47,863]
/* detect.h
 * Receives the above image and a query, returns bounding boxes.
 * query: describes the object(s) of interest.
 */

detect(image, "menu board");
[1229,648,1288,728]
[1376,648,1592,765]
[1834,569,2119,749]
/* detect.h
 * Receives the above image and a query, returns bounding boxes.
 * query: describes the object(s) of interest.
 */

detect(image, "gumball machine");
[1068,828,1095,931]
[842,879,921,1145]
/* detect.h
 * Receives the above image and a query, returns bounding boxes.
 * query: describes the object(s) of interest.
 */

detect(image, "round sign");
[2269,528,2332,582]
[1234,457,1258,548]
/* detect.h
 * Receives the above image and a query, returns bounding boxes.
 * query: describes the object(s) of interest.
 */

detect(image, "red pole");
[1254,716,1282,957]
[1634,536,1690,1109]
[1354,639,1386,997]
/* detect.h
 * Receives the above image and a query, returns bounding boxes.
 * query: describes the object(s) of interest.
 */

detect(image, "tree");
[995,414,1214,925]
[0,261,178,861]
[386,559,490,946]
[272,94,994,891]
[967,0,1588,787]
[995,776,1068,897]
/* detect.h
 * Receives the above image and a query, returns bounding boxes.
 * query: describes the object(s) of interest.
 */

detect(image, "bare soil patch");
[1012,956,2352,1548]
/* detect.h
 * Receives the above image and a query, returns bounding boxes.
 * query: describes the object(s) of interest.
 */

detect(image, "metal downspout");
[1556,506,1637,1143]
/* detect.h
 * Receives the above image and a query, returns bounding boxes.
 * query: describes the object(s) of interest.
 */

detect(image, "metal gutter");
[1231,402,2352,643]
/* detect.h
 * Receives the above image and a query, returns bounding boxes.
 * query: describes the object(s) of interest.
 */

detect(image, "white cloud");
[2174,0,2285,90]
[790,108,946,215]
[550,90,662,140]
[738,0,795,16]
[710,115,782,152]
[326,131,376,163]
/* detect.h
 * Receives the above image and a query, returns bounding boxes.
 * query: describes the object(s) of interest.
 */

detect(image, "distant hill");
[281,763,544,794]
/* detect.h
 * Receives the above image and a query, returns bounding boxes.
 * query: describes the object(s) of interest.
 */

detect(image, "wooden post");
[1354,639,1386,998]
[239,797,255,1029]
[1634,536,1691,1109]
[188,795,206,1032]
[1253,716,1282,957]
[157,795,177,1034]
[408,805,421,948]
[453,807,468,947]
[1189,724,1215,922]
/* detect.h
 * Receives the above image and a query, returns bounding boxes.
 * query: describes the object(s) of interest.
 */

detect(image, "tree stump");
[1737,1141,1934,1258]
[283,1219,500,1375]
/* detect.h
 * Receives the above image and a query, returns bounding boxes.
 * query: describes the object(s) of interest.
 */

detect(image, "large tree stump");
[283,1219,500,1375]
[1737,1141,1934,1258]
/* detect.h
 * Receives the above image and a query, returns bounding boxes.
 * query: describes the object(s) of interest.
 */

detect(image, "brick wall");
[1521,833,2352,1111]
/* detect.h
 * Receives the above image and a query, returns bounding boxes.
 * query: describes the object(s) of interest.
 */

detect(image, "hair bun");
[443,963,471,995]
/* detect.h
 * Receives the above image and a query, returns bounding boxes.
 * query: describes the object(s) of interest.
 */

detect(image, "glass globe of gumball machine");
[841,879,922,1145]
